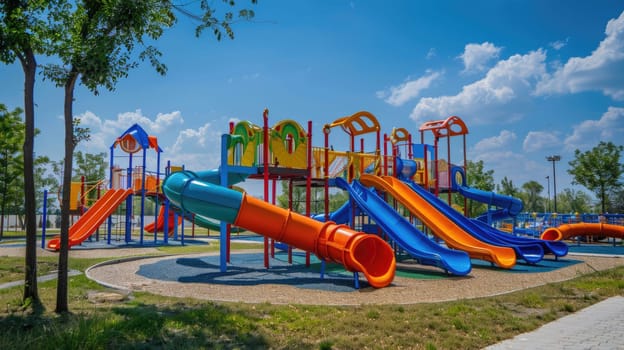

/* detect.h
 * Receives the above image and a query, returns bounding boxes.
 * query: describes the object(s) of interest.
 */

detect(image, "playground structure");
[163,110,570,287]
[45,124,188,250]
[43,109,624,289]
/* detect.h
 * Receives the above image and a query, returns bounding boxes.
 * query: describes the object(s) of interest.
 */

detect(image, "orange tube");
[541,223,624,241]
[235,194,396,288]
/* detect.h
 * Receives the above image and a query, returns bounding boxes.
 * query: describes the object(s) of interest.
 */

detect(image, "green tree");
[34,156,60,215]
[0,105,25,239]
[568,141,624,214]
[521,180,544,212]
[277,180,306,214]
[609,188,624,213]
[0,0,53,306]
[43,0,256,313]
[73,150,108,204]
[556,188,592,214]
[497,176,519,197]
[458,160,495,217]
[74,151,107,183]
[277,181,349,216]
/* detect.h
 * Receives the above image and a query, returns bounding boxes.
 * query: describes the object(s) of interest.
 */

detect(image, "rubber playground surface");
[135,250,589,293]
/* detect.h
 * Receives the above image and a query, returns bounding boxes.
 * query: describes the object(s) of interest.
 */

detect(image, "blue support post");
[163,200,169,244]
[173,212,178,240]
[353,272,360,289]
[139,147,147,245]
[125,163,133,243]
[219,134,229,273]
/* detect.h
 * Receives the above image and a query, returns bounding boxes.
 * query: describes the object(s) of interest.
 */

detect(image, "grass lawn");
[0,244,622,349]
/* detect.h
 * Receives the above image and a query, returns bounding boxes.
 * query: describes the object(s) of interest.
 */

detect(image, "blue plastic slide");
[470,218,568,257]
[475,209,514,223]
[334,177,471,276]
[406,181,566,259]
[312,200,356,224]
[449,165,523,217]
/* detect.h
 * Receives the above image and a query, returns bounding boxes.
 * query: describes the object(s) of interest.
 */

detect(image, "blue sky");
[1,0,624,199]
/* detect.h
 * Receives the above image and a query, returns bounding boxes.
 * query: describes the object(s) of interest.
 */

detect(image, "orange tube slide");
[541,223,624,241]
[234,194,396,288]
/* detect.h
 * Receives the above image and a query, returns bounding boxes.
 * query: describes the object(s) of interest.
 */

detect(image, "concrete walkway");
[0,270,81,290]
[486,296,624,349]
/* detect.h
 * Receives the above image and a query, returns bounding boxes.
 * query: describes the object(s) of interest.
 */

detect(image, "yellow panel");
[228,121,262,167]
[69,182,82,210]
[170,166,183,173]
[269,120,308,169]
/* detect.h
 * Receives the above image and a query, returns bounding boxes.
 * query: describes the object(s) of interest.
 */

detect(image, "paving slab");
[486,296,624,349]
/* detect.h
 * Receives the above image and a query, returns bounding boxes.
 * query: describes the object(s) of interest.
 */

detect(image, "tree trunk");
[55,72,78,314]
[21,49,39,305]
[1,193,5,240]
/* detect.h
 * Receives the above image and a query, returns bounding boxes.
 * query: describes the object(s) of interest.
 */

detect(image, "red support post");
[306,121,312,266]
[263,108,270,269]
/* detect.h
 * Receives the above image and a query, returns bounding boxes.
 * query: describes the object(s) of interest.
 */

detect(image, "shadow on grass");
[0,301,268,349]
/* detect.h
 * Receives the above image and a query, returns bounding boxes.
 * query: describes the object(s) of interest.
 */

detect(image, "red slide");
[47,189,133,250]
[145,205,182,235]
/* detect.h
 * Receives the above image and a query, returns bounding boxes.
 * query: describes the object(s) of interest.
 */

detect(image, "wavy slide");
[541,223,624,241]
[451,166,523,217]
[48,189,133,250]
[162,170,396,288]
[405,179,567,259]
[458,185,523,217]
[334,177,471,275]
[359,174,517,268]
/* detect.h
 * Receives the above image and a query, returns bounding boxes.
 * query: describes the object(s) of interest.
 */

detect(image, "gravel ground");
[2,245,621,306]
[86,252,624,306]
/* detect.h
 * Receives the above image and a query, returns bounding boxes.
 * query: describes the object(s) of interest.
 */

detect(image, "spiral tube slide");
[162,170,396,288]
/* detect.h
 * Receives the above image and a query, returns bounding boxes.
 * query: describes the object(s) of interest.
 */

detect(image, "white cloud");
[549,38,569,50]
[167,122,224,170]
[411,50,547,124]
[459,42,502,73]
[426,48,437,60]
[564,106,624,150]
[523,131,561,152]
[472,130,517,154]
[75,109,184,154]
[535,10,624,100]
[377,71,441,107]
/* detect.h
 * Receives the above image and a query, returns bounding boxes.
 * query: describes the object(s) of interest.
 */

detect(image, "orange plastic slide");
[359,174,517,269]
[235,194,397,287]
[47,189,133,250]
[541,223,624,241]
[162,170,396,288]
[145,205,182,235]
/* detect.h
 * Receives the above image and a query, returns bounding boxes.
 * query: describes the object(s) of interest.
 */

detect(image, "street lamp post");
[545,175,551,212]
[546,155,561,213]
